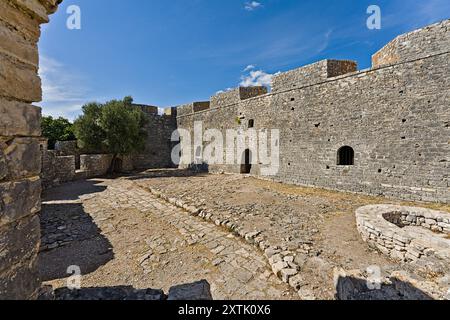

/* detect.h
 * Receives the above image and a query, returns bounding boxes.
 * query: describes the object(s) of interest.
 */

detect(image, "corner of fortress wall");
[171,18,450,203]
[131,104,178,169]
[0,0,61,299]
[372,19,450,68]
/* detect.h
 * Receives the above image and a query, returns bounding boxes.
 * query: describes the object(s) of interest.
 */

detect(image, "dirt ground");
[132,169,450,298]
[38,170,449,300]
[39,179,296,300]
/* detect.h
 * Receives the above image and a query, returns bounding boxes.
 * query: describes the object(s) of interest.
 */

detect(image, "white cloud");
[39,56,96,121]
[317,29,333,53]
[244,1,262,11]
[216,87,234,94]
[243,64,256,72]
[240,69,279,88]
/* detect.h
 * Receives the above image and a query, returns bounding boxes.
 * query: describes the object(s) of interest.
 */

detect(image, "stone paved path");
[39,178,297,300]
[129,169,450,299]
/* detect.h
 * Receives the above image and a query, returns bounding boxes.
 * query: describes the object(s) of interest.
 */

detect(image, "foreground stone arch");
[0,0,62,299]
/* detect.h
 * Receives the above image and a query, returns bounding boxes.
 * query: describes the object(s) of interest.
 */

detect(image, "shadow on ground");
[39,180,114,282]
[47,280,213,301]
[335,275,435,300]
[126,167,210,181]
[42,179,107,202]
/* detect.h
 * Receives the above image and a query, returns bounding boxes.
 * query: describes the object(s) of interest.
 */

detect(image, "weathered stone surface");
[0,214,40,273]
[272,59,357,92]
[0,177,41,227]
[11,0,50,23]
[0,52,41,102]
[0,137,41,181]
[356,205,450,272]
[0,0,40,43]
[0,255,40,300]
[41,151,75,189]
[167,280,213,300]
[0,19,38,66]
[0,99,41,137]
[132,105,177,169]
[373,20,450,68]
[0,0,60,301]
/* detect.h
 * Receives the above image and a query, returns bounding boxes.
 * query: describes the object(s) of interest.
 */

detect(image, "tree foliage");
[41,116,76,149]
[73,96,146,172]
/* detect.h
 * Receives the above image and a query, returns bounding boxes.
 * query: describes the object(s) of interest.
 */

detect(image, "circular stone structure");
[356,205,450,264]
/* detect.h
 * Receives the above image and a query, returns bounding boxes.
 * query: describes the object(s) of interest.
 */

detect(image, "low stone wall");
[54,141,81,168]
[79,154,113,178]
[42,152,134,189]
[41,150,75,189]
[356,205,450,265]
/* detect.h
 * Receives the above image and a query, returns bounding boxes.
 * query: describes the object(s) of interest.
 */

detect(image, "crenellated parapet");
[271,59,357,92]
[211,86,268,108]
[173,19,450,204]
[372,19,450,68]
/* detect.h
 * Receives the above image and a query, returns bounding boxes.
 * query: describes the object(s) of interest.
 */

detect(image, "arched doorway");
[337,146,355,166]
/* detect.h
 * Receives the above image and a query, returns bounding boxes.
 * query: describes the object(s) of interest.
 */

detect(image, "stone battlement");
[174,19,450,203]
[372,19,450,68]
[272,59,358,92]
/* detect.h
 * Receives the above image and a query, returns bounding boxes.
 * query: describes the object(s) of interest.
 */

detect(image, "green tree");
[41,116,76,149]
[73,96,146,172]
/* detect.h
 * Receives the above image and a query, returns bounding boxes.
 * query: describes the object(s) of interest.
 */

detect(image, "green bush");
[41,116,76,149]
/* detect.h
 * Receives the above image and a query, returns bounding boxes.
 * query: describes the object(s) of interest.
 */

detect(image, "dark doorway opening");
[337,146,355,166]
[113,157,123,172]
[241,149,252,174]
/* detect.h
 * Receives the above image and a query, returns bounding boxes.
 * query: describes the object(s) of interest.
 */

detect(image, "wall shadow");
[48,280,213,301]
[335,275,435,300]
[42,179,107,202]
[127,167,210,181]
[52,286,165,301]
[38,202,114,282]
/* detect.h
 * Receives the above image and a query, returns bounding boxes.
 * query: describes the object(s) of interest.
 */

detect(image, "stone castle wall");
[176,19,450,203]
[132,106,178,169]
[0,0,61,299]
[42,150,76,189]
[372,20,450,68]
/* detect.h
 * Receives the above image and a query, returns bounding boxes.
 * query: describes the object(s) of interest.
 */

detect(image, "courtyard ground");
[38,170,450,300]
[38,178,296,300]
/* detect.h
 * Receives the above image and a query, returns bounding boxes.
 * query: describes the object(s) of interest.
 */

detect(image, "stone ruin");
[333,204,450,300]
[356,205,450,271]
[0,0,449,300]
[40,139,134,189]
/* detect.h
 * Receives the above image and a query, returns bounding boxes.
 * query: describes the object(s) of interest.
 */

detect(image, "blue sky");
[38,0,450,120]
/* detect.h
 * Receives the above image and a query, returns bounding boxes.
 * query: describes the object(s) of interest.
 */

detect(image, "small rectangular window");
[248,119,255,128]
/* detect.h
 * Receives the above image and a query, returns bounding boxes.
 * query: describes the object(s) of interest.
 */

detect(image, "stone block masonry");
[356,205,450,269]
[132,105,178,170]
[41,150,76,189]
[0,0,61,299]
[175,19,450,204]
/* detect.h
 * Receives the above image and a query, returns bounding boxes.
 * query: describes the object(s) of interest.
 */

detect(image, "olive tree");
[73,96,146,172]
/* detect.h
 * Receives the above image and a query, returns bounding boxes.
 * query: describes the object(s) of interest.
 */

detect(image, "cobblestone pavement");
[39,178,297,300]
[130,169,450,299]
